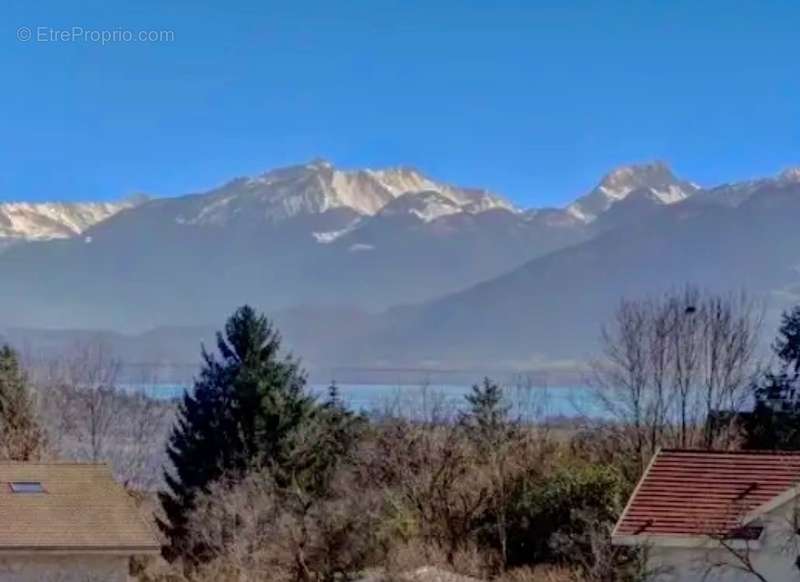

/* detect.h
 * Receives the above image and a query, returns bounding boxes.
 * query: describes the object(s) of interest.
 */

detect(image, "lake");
[129,383,599,419]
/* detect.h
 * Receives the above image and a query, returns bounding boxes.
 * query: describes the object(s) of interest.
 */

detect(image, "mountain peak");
[778,167,800,183]
[598,161,676,192]
[306,157,334,170]
[568,161,697,222]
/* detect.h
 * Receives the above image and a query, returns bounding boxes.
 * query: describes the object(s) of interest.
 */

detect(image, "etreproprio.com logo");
[17,26,175,45]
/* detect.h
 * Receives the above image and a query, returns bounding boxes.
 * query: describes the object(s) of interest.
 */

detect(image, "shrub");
[492,464,623,568]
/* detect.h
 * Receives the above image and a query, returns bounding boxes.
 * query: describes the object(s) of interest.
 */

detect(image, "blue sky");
[2,0,799,207]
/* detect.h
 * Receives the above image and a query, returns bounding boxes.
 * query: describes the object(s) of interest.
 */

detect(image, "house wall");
[0,554,130,582]
[645,501,800,581]
[648,545,798,581]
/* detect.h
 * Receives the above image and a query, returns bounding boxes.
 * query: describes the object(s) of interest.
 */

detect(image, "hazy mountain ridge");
[686,166,800,209]
[337,175,800,371]
[0,159,588,329]
[3,160,800,376]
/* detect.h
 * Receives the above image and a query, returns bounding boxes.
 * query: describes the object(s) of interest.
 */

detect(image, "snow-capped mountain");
[174,159,516,227]
[567,161,699,222]
[0,197,145,240]
[0,159,590,329]
[5,159,800,375]
[1,160,697,245]
[0,159,704,331]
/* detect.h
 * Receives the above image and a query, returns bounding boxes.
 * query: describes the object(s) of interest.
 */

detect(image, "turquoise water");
[127,383,598,419]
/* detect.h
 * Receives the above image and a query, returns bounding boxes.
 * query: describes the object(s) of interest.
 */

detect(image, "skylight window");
[9,481,44,493]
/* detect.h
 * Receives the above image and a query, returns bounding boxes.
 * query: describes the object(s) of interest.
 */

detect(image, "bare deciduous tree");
[185,467,381,582]
[32,339,174,488]
[592,287,762,475]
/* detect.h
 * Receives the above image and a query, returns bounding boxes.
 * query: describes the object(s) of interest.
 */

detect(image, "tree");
[261,384,368,581]
[461,377,514,453]
[592,287,761,478]
[31,340,172,489]
[179,384,369,582]
[185,464,380,582]
[158,305,314,563]
[59,341,123,463]
[0,344,44,461]
[773,305,800,377]
[503,465,625,569]
[289,383,365,497]
[743,306,800,449]
[460,378,521,567]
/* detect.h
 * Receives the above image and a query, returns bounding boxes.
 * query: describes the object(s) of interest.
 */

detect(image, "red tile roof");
[613,449,800,539]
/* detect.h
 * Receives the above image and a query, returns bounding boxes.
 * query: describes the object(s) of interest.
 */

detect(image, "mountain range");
[0,197,145,242]
[1,159,798,379]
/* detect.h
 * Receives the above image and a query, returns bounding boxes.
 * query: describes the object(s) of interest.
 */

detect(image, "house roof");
[613,449,800,540]
[0,462,159,553]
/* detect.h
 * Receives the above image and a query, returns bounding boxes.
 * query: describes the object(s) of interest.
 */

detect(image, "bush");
[493,464,624,568]
[184,467,383,581]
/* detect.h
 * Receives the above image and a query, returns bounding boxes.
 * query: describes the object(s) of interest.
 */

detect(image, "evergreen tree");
[774,305,800,378]
[460,377,515,451]
[315,383,365,487]
[279,382,366,498]
[0,345,44,461]
[460,377,521,566]
[158,306,314,562]
[744,306,800,449]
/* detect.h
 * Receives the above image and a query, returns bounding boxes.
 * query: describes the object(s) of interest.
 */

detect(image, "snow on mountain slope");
[175,159,517,227]
[367,167,516,213]
[0,198,144,240]
[377,190,463,222]
[312,219,362,243]
[0,160,717,245]
[567,161,699,222]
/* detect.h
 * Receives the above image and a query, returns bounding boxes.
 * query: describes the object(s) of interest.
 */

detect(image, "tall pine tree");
[158,306,314,562]
[0,345,44,461]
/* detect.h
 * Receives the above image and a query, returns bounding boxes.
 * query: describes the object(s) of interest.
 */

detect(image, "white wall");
[648,546,798,581]
[0,554,130,582]
[645,500,800,581]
